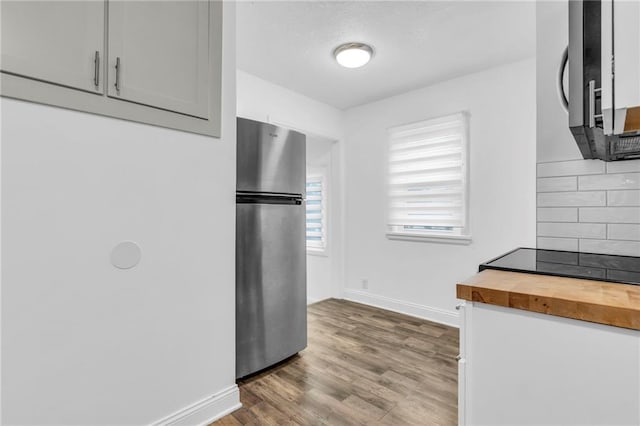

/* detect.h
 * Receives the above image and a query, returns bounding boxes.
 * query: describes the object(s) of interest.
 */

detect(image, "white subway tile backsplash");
[537,237,579,251]
[537,160,605,177]
[579,239,640,256]
[579,207,640,223]
[605,159,640,174]
[608,224,640,241]
[537,222,606,239]
[538,160,640,256]
[537,191,606,207]
[608,190,640,206]
[536,176,577,192]
[537,208,578,222]
[578,173,640,190]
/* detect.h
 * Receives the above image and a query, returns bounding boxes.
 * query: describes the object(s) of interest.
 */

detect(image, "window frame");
[385,111,472,245]
[305,173,328,255]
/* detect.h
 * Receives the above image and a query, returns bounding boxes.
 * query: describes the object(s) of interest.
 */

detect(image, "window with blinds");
[387,112,469,240]
[306,176,326,251]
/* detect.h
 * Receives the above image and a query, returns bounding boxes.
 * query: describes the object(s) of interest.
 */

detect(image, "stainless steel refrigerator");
[235,117,307,379]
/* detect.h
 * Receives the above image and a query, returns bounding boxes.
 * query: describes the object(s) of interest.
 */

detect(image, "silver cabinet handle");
[455,354,462,361]
[93,51,100,88]
[114,57,121,92]
[588,79,603,128]
[455,303,464,310]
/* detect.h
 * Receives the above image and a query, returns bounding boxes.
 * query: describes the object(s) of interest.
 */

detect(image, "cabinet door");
[465,303,640,425]
[0,1,104,93]
[602,0,640,135]
[107,1,210,119]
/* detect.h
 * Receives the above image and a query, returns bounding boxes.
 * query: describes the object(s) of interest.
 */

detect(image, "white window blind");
[306,176,326,251]
[387,112,469,239]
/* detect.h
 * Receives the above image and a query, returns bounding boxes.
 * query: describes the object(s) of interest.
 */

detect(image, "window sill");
[386,232,472,245]
[307,248,328,257]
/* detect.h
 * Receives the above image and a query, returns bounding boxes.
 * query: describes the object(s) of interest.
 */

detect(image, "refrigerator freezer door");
[237,117,306,196]
[236,201,307,378]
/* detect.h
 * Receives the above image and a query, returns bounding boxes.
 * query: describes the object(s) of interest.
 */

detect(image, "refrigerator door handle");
[237,190,303,198]
[236,192,304,205]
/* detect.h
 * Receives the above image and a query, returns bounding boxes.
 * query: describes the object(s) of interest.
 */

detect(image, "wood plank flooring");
[213,299,459,425]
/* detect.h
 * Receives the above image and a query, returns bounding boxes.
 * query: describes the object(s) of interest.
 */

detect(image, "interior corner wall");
[1,3,238,425]
[236,70,343,141]
[306,137,335,303]
[342,59,537,326]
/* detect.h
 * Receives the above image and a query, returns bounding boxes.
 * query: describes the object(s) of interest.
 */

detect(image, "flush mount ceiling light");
[333,42,374,68]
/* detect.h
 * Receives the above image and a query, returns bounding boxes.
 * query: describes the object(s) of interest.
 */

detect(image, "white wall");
[237,70,343,141]
[1,3,239,425]
[536,1,581,163]
[237,70,345,302]
[342,59,537,326]
[306,136,335,303]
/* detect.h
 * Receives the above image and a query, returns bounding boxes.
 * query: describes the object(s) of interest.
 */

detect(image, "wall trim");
[150,385,241,426]
[386,232,472,245]
[307,296,322,305]
[342,289,459,328]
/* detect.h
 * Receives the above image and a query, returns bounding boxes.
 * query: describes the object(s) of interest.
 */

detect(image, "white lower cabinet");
[458,302,640,425]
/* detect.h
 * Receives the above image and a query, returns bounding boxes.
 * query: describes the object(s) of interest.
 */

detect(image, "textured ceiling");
[236,1,536,110]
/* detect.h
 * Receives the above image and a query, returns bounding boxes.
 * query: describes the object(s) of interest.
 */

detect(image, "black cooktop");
[480,248,640,286]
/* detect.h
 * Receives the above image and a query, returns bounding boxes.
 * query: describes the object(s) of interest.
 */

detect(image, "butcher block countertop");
[457,269,640,331]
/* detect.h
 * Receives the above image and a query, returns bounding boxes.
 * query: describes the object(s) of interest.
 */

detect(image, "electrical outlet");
[361,279,369,289]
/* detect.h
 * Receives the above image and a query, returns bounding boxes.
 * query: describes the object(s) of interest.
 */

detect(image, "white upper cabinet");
[107,1,210,118]
[601,0,640,135]
[0,1,222,137]
[0,1,105,94]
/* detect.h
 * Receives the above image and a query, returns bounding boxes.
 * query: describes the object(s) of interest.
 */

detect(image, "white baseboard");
[150,385,241,426]
[342,289,459,328]
[307,296,332,305]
